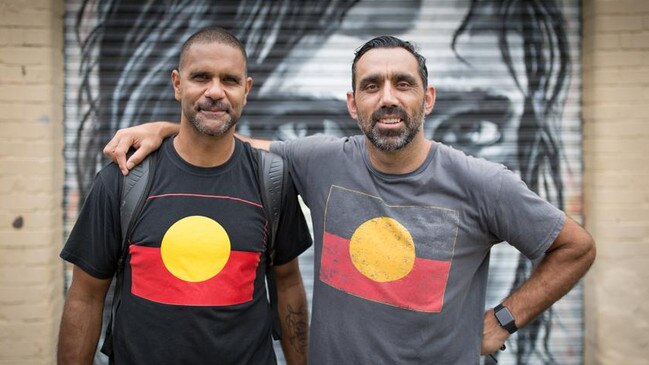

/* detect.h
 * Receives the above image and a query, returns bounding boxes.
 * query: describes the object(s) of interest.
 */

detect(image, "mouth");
[198,101,229,115]
[198,107,231,120]
[201,109,226,114]
[374,115,405,130]
[371,106,409,128]
[376,116,402,125]
[197,110,227,121]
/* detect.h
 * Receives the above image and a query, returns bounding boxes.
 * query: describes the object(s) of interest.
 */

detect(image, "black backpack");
[100,147,288,357]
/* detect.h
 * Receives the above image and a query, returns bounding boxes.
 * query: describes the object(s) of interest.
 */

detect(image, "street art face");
[64,0,582,364]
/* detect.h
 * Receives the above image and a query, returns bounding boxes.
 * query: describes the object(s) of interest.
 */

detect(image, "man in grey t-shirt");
[105,36,596,364]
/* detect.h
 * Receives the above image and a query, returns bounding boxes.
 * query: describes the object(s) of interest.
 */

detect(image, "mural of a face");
[264,0,560,176]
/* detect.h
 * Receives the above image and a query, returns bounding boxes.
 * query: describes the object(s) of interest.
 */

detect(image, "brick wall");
[0,0,65,364]
[583,0,649,363]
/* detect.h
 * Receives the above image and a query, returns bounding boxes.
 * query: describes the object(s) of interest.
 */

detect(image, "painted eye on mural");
[429,91,511,148]
[433,116,502,146]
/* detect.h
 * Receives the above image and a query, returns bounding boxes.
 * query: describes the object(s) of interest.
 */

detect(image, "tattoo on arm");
[285,304,308,354]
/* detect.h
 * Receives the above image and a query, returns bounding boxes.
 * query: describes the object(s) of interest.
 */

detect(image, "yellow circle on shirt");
[160,215,231,282]
[349,216,415,282]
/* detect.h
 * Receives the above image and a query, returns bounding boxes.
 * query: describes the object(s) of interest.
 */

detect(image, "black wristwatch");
[494,304,518,334]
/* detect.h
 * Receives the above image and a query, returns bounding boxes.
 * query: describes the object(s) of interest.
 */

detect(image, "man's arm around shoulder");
[234,133,272,151]
[101,121,273,174]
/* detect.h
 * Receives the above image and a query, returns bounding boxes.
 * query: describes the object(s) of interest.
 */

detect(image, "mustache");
[371,106,409,122]
[197,100,230,112]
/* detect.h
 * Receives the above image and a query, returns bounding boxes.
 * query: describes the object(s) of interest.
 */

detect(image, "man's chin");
[367,128,421,151]
[190,118,237,137]
[367,136,409,152]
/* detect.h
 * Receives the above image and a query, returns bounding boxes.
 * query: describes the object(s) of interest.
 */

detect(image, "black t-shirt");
[61,137,312,365]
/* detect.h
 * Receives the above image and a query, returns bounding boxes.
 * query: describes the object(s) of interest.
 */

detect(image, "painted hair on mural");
[452,0,570,363]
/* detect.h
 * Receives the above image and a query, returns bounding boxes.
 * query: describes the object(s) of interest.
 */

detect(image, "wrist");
[157,121,180,138]
[494,303,518,334]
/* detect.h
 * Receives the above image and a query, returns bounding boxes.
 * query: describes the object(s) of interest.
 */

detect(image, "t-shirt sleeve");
[271,170,313,265]
[269,134,338,200]
[60,164,123,279]
[489,168,566,260]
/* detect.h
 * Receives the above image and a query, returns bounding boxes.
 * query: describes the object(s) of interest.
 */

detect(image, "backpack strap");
[256,149,288,340]
[100,150,158,357]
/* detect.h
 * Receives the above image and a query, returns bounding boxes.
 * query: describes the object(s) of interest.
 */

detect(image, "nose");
[379,83,398,108]
[204,80,225,100]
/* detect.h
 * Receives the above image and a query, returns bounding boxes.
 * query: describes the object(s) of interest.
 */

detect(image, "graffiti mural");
[63,0,583,364]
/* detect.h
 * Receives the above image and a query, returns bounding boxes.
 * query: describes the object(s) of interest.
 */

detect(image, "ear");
[424,85,436,116]
[242,76,253,106]
[171,69,181,101]
[346,91,358,119]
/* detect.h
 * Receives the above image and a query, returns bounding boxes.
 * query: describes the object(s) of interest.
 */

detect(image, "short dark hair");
[179,26,248,71]
[351,36,428,92]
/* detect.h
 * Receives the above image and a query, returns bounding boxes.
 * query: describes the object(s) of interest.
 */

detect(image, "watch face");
[496,307,514,325]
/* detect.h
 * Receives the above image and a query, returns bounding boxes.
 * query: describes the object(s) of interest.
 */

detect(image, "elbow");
[583,234,597,270]
[568,229,596,274]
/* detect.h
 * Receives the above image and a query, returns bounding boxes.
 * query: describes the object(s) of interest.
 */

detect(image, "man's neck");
[173,124,236,167]
[365,133,432,175]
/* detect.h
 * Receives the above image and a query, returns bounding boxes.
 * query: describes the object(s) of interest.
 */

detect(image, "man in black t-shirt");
[57,27,312,365]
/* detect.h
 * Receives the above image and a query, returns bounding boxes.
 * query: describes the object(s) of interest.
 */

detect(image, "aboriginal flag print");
[320,185,459,312]
[130,215,261,306]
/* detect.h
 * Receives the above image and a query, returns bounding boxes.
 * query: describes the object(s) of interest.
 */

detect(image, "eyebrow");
[222,73,243,84]
[188,70,210,78]
[394,73,419,86]
[358,72,420,89]
[187,71,243,84]
[358,74,381,90]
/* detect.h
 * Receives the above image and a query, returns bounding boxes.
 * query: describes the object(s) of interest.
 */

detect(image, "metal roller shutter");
[63,1,583,364]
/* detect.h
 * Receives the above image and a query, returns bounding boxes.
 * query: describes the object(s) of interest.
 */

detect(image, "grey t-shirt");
[271,134,565,365]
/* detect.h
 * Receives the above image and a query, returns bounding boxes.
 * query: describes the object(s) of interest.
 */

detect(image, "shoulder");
[434,142,506,181]
[429,142,511,203]
[94,161,124,194]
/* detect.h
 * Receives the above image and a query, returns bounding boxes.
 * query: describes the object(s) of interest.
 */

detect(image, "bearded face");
[356,103,425,151]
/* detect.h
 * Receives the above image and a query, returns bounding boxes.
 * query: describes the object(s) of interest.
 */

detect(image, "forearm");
[274,260,308,365]
[58,266,111,365]
[481,217,596,354]
[153,121,180,138]
[234,132,272,151]
[503,220,595,327]
[57,294,105,364]
[278,284,309,365]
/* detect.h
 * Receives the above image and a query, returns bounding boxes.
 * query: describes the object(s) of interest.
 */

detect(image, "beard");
[185,99,239,137]
[357,103,424,151]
